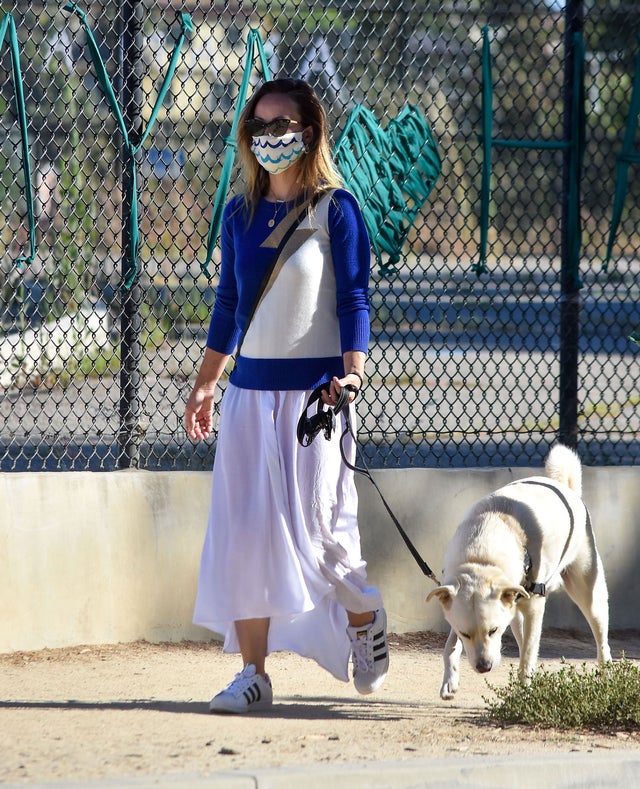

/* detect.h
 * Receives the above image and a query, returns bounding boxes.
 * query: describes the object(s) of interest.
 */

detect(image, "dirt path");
[1,630,640,785]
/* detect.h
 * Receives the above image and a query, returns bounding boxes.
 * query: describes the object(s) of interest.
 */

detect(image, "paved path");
[2,633,639,788]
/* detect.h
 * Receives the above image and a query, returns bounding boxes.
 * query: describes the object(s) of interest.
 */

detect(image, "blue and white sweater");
[206,188,371,391]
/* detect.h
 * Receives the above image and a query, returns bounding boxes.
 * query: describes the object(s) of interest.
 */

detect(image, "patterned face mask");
[251,132,305,174]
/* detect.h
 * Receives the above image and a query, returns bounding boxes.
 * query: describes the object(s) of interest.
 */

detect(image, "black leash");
[297,383,440,585]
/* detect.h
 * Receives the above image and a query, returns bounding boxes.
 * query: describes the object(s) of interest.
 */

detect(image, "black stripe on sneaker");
[243,683,261,705]
[373,631,387,661]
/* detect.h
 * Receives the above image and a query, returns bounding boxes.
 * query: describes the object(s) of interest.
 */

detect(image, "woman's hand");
[185,390,216,440]
[184,348,230,441]
[321,372,362,407]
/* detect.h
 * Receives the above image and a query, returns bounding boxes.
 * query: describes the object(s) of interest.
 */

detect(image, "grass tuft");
[483,657,640,731]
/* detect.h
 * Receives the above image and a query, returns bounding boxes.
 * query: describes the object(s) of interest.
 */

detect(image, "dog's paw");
[598,644,612,664]
[440,685,457,700]
[440,677,458,700]
[517,664,536,683]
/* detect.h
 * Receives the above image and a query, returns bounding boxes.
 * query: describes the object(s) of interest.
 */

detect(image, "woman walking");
[185,78,388,714]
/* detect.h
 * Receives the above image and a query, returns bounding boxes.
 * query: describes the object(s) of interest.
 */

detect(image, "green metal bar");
[491,138,569,150]
[476,25,492,274]
[63,3,192,289]
[1,13,36,267]
[138,12,194,151]
[202,28,271,276]
[476,26,580,276]
[605,34,640,270]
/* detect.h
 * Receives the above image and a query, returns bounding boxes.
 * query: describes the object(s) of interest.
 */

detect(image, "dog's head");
[427,571,529,673]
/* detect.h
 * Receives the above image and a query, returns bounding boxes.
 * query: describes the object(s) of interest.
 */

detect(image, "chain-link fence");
[1,0,639,471]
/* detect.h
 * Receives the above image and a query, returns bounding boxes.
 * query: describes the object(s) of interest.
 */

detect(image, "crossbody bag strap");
[235,189,328,358]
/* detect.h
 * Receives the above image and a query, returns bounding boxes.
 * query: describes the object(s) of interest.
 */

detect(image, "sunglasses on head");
[245,117,300,137]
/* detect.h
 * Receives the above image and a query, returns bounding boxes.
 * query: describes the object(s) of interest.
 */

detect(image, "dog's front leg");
[441,628,463,700]
[518,597,546,679]
[510,608,525,656]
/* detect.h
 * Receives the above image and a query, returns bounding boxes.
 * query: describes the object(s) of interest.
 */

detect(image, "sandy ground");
[1,630,640,786]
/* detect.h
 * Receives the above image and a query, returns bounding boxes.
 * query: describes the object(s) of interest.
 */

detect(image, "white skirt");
[193,384,383,681]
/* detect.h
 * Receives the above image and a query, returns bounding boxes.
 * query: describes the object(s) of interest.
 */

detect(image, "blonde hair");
[237,79,343,220]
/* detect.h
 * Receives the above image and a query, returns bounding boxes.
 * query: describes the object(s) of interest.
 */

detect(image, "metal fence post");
[118,0,144,468]
[559,0,584,450]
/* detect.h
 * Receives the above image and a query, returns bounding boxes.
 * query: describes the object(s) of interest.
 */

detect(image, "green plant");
[56,345,121,387]
[484,658,640,731]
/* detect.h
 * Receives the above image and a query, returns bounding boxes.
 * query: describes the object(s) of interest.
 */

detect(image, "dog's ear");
[426,585,457,608]
[500,586,529,606]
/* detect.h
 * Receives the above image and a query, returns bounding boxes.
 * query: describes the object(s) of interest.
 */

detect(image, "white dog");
[427,444,611,700]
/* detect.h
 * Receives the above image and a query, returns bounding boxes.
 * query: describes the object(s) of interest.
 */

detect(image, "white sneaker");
[208,664,273,714]
[347,608,389,695]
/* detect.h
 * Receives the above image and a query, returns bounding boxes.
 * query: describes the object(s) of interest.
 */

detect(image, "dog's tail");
[544,443,582,497]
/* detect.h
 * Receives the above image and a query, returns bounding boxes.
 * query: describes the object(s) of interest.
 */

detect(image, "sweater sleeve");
[206,198,243,354]
[328,189,371,354]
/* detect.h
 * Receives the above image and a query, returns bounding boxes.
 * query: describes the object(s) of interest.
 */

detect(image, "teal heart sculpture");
[334,104,442,276]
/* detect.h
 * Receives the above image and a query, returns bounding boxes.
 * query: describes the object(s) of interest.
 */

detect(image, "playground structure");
[1,0,639,472]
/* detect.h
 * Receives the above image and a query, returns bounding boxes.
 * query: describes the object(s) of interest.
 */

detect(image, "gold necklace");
[268,199,287,228]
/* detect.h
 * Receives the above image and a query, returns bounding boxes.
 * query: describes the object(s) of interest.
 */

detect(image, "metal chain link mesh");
[1,0,639,471]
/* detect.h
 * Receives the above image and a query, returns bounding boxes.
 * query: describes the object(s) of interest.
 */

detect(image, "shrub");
[484,658,640,731]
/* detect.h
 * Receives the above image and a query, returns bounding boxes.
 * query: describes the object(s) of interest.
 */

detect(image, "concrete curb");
[6,752,640,789]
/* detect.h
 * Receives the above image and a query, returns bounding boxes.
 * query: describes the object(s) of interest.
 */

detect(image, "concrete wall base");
[1,465,638,653]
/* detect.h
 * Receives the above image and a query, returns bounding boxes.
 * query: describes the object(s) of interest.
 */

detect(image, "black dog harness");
[513,478,589,597]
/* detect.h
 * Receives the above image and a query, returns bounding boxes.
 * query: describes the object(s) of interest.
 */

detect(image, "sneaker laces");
[351,632,374,674]
[224,665,265,698]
